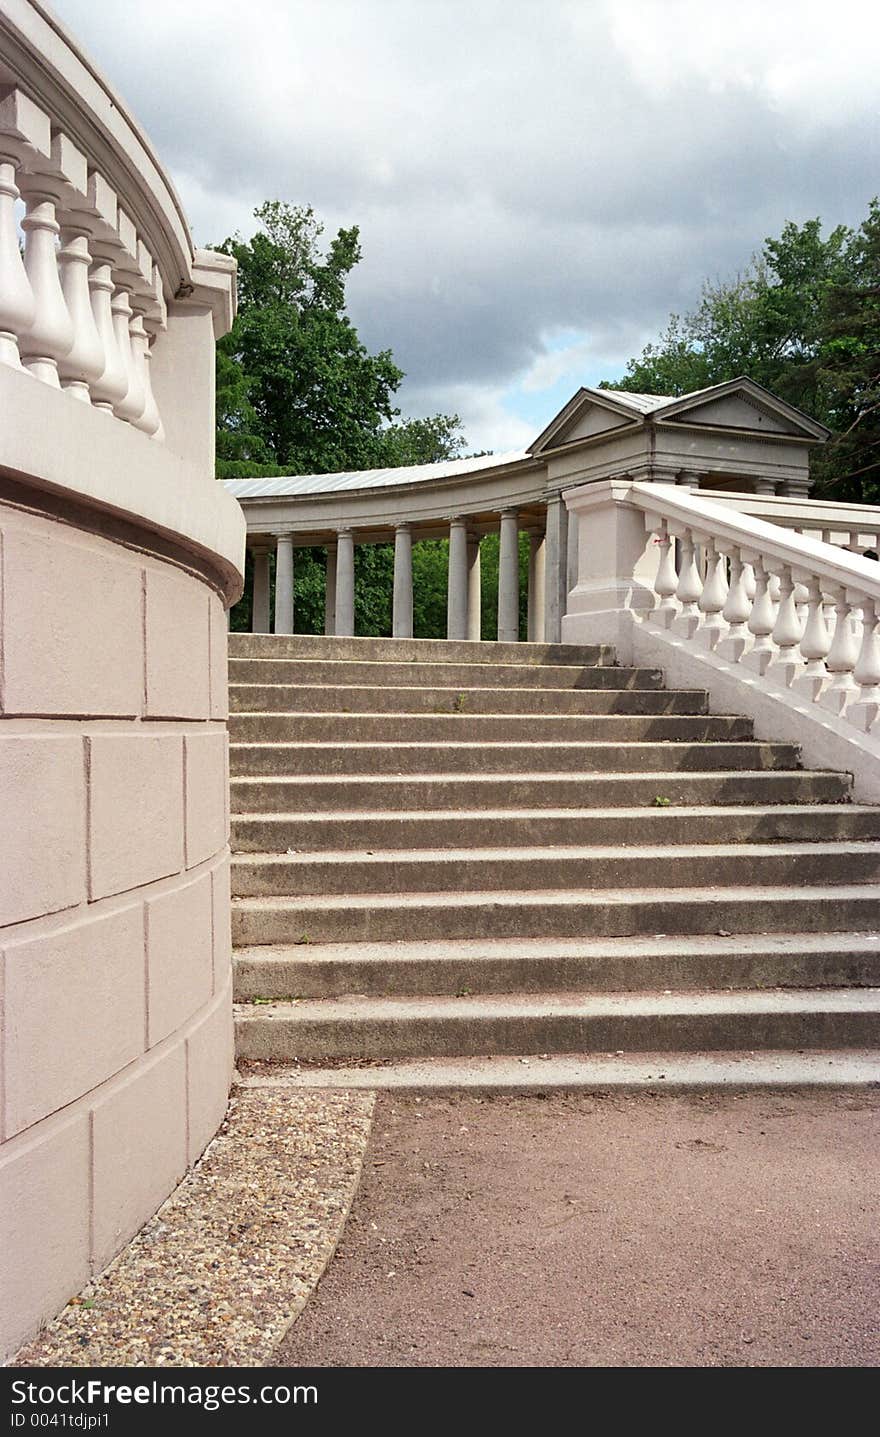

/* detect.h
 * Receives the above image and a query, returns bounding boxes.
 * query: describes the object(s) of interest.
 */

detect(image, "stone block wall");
[0,499,234,1359]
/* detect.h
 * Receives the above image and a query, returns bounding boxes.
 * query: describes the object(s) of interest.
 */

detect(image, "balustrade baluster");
[766,565,806,685]
[110,284,146,422]
[792,576,832,702]
[19,179,73,384]
[0,153,35,366]
[849,596,880,731]
[652,520,679,627]
[743,560,777,674]
[57,222,104,401]
[820,589,860,715]
[717,548,752,662]
[696,538,728,649]
[671,528,703,639]
[128,309,161,434]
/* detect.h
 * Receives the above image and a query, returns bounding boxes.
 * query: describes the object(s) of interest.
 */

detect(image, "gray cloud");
[52,0,880,449]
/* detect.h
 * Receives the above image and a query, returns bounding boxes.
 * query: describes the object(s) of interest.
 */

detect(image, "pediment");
[655,378,830,441]
[528,388,642,455]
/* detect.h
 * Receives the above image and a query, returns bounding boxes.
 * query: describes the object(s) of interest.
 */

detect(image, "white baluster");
[717,548,752,663]
[743,560,777,674]
[652,521,678,627]
[820,589,860,716]
[88,254,127,412]
[792,576,832,703]
[672,529,702,640]
[128,307,161,436]
[57,221,104,402]
[848,596,880,733]
[111,284,145,423]
[0,154,35,366]
[18,179,73,384]
[766,565,805,686]
[696,539,729,649]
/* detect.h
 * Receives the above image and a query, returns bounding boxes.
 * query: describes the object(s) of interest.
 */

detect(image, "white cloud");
[51,0,880,452]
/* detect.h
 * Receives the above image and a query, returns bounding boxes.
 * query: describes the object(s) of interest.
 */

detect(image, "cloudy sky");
[52,0,880,453]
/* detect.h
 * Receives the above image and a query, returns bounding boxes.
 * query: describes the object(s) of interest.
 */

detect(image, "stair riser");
[229,685,710,716]
[229,714,754,744]
[232,893,880,945]
[231,808,880,854]
[234,1008,880,1061]
[229,742,800,778]
[228,634,613,665]
[230,771,850,813]
[232,848,880,898]
[227,660,662,690]
[234,949,880,1001]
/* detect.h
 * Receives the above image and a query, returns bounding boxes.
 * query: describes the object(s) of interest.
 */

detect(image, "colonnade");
[247,500,575,643]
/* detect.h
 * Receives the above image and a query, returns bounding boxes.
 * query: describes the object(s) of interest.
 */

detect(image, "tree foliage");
[602,202,880,499]
[214,201,464,477]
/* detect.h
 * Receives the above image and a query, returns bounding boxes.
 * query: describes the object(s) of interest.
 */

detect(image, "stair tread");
[232,839,880,865]
[229,739,788,751]
[232,931,880,963]
[234,987,880,1021]
[234,1049,880,1091]
[229,803,874,822]
[229,768,840,785]
[233,881,880,911]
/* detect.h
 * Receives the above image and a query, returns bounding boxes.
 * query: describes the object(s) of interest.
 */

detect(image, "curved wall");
[0,490,237,1360]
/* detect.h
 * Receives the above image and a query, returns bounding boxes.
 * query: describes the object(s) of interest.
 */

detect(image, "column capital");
[499,506,519,520]
[394,520,412,533]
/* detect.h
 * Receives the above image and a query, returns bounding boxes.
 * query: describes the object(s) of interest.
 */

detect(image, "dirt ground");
[274,1089,880,1368]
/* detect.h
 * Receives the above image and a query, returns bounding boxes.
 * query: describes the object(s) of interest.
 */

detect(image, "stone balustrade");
[562,478,880,799]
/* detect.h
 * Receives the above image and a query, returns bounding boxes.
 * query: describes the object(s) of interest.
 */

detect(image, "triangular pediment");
[528,388,647,455]
[654,378,830,441]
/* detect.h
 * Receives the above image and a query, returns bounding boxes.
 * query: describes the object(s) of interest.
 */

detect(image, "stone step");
[233,987,880,1061]
[228,740,800,778]
[231,841,880,899]
[231,882,880,946]
[228,683,710,716]
[227,658,663,690]
[230,803,880,854]
[228,633,615,666]
[235,1049,880,1092]
[228,712,755,745]
[233,931,880,1000]
[230,768,851,813]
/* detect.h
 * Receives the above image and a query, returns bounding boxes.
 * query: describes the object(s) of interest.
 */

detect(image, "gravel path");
[275,1089,880,1368]
[14,1089,374,1368]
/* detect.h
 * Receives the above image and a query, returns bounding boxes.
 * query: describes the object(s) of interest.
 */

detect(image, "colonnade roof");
[222,448,529,500]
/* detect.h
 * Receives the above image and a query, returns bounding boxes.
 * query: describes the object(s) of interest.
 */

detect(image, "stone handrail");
[0,0,233,439]
[563,478,880,750]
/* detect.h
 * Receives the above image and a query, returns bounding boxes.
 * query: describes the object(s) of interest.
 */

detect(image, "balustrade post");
[467,533,482,641]
[274,533,294,635]
[251,546,271,634]
[110,283,146,423]
[765,564,806,686]
[528,530,546,642]
[335,529,355,637]
[695,538,729,649]
[849,596,880,732]
[56,221,104,401]
[498,508,520,643]
[447,517,469,641]
[717,548,753,662]
[393,523,414,639]
[87,248,128,413]
[792,575,832,703]
[324,543,337,635]
[671,529,703,639]
[742,559,777,674]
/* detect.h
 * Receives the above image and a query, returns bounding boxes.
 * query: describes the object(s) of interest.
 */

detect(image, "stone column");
[527,531,546,642]
[467,533,482,641]
[566,509,579,595]
[273,533,294,635]
[543,494,568,644]
[335,529,355,637]
[324,543,337,635]
[780,477,810,498]
[753,478,779,495]
[393,523,414,638]
[251,546,271,634]
[676,469,701,489]
[498,508,520,643]
[447,517,469,640]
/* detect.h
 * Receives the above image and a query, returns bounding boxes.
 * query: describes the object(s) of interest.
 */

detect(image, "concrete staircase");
[229,632,880,1091]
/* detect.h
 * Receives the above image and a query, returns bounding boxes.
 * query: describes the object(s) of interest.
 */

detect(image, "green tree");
[817,200,880,500]
[214,201,464,477]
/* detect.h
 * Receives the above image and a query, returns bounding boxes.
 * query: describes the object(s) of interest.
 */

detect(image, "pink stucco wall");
[0,499,234,1360]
